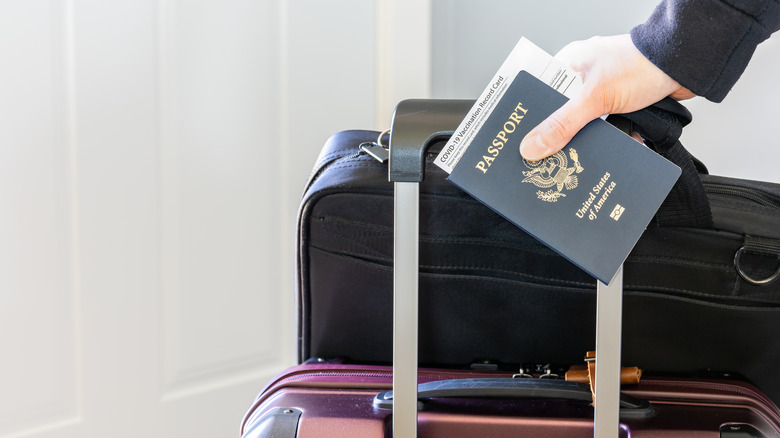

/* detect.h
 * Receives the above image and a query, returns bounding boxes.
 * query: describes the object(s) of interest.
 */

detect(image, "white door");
[0,0,430,437]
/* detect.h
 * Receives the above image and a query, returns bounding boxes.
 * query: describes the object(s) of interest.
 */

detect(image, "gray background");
[431,0,780,183]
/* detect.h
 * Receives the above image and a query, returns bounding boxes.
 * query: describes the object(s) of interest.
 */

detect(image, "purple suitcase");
[241,100,780,437]
[240,362,780,437]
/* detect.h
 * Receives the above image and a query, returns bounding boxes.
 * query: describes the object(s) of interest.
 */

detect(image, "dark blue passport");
[447,70,681,284]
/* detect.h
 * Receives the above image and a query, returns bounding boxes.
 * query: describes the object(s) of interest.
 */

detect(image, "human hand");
[519,34,696,160]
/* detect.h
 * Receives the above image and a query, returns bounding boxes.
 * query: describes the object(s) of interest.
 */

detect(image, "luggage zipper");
[304,136,415,194]
[268,369,470,388]
[251,369,474,407]
[703,181,780,209]
[302,150,364,195]
[273,370,393,386]
[303,131,393,195]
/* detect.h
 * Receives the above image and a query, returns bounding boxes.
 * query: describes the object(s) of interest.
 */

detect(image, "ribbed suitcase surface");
[241,362,780,437]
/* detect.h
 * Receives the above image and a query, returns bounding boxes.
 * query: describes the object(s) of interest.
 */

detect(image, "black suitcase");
[295,99,780,406]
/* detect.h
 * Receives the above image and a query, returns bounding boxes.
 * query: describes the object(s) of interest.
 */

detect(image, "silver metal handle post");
[393,181,419,438]
[388,99,474,438]
[594,265,624,438]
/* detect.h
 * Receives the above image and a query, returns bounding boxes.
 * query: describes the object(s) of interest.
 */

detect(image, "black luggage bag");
[295,99,780,406]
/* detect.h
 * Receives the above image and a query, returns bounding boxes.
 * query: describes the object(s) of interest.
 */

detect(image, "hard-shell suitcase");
[296,99,780,407]
[240,362,780,437]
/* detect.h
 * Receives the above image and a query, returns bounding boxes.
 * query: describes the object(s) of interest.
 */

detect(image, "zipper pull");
[360,142,389,163]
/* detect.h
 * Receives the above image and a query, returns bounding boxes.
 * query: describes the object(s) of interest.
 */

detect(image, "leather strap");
[587,351,597,405]
[565,366,643,386]
[565,351,643,405]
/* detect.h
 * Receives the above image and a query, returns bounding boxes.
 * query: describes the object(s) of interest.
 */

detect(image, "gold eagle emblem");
[522,148,584,202]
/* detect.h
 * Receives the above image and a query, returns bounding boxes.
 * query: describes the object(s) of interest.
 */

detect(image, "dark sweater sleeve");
[631,0,780,102]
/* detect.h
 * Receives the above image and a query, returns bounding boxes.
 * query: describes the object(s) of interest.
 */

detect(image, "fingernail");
[520,134,551,160]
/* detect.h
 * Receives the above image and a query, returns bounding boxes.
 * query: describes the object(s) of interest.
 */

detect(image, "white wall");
[0,1,429,437]
[432,0,780,183]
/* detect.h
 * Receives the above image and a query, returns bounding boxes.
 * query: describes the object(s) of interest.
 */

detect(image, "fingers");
[553,38,591,74]
[519,89,606,160]
[518,38,603,161]
[518,34,697,161]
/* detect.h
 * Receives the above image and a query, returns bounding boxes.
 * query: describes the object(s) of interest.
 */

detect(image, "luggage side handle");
[373,378,654,420]
[607,98,713,229]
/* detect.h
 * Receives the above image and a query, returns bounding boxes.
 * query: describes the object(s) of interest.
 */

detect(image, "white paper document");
[434,37,583,174]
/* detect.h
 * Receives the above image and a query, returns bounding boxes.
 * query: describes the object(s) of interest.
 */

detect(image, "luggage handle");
[372,378,654,419]
[606,97,714,229]
[389,99,626,438]
[389,99,471,438]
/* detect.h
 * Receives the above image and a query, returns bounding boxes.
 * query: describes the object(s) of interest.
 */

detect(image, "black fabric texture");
[656,141,715,228]
[631,0,780,102]
[607,99,714,228]
[298,128,780,408]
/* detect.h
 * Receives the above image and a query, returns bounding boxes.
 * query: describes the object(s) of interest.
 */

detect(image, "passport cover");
[448,70,681,284]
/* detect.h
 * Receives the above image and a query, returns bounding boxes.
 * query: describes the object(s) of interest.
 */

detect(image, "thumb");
[519,94,603,160]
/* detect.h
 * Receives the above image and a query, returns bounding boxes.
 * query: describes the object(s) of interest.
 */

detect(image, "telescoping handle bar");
[388,98,625,438]
[389,99,472,438]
